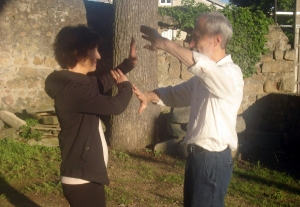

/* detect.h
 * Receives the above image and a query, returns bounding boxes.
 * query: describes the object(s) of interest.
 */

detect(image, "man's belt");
[187,144,206,154]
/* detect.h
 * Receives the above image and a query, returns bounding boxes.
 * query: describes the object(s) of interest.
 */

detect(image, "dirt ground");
[0,149,256,207]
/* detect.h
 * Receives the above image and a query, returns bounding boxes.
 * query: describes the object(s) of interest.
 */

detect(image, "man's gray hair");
[198,12,233,49]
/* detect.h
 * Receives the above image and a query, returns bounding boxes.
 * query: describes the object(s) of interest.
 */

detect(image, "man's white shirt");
[156,51,244,152]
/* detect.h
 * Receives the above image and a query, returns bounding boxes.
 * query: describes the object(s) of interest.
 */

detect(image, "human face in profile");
[81,47,101,74]
[189,18,215,59]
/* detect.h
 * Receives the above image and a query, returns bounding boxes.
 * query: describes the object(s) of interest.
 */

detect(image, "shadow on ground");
[0,176,41,207]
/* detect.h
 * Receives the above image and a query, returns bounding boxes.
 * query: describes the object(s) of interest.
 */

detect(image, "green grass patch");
[0,139,299,206]
[227,160,300,206]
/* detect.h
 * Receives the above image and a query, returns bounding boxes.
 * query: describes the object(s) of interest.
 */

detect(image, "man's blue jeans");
[184,146,233,207]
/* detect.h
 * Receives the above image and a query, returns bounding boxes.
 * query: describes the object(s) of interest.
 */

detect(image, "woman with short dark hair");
[45,25,137,207]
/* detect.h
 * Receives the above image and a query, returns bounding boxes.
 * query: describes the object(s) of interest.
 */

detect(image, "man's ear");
[214,34,222,47]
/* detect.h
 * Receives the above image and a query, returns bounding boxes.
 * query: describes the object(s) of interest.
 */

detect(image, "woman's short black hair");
[53,25,101,69]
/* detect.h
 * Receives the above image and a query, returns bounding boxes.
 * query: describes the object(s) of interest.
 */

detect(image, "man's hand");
[140,25,194,67]
[140,25,165,51]
[128,37,138,66]
[132,84,149,114]
[111,69,128,84]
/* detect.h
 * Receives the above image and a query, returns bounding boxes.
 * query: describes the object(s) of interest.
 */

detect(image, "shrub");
[19,118,43,141]
[159,1,273,78]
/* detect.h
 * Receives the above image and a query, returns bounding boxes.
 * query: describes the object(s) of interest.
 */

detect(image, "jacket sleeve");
[114,58,135,74]
[96,58,135,94]
[57,79,133,116]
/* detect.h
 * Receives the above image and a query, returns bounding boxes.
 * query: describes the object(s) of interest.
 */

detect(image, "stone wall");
[240,25,299,133]
[0,0,86,112]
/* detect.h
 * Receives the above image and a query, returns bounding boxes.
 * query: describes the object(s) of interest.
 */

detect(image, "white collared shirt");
[156,51,244,152]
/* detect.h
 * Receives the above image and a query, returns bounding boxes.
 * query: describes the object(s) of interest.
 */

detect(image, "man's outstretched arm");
[132,84,160,114]
[140,25,194,67]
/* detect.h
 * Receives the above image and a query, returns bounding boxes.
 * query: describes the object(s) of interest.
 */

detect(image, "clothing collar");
[216,54,233,66]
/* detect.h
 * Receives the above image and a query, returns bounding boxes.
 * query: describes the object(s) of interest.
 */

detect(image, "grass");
[0,138,300,206]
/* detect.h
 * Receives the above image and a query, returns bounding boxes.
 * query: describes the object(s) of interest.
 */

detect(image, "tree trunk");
[110,0,160,150]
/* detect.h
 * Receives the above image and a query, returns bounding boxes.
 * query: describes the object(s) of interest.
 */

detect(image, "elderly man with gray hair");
[133,12,244,207]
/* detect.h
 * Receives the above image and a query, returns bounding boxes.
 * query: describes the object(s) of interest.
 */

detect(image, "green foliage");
[110,150,131,161]
[159,0,273,78]
[159,0,216,35]
[230,0,295,45]
[157,174,183,184]
[19,118,43,141]
[0,138,62,205]
[223,6,273,77]
[229,0,274,14]
[228,160,300,206]
[229,0,295,14]
[0,138,60,181]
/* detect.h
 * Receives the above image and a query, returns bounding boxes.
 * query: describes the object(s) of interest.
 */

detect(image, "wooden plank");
[40,116,59,125]
[29,113,42,120]
[31,125,61,131]
[26,106,55,113]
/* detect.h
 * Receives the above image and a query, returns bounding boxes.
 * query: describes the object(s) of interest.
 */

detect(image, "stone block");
[236,115,246,133]
[6,78,27,89]
[284,49,296,61]
[0,128,18,139]
[181,66,194,81]
[27,139,38,146]
[170,107,190,123]
[244,75,264,85]
[274,49,284,60]
[0,57,10,65]
[265,26,289,51]
[240,95,257,113]
[44,57,58,67]
[33,56,43,65]
[154,137,187,158]
[260,52,273,61]
[1,96,14,106]
[251,74,267,82]
[262,60,294,73]
[263,80,278,93]
[276,41,291,51]
[0,110,26,129]
[27,77,44,89]
[37,138,59,147]
[18,67,49,78]
[167,122,187,138]
[278,77,295,92]
[237,105,243,115]
[168,60,181,79]
[243,83,264,94]
[157,55,167,65]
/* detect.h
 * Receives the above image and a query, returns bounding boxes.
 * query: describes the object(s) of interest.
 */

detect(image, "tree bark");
[110,0,160,150]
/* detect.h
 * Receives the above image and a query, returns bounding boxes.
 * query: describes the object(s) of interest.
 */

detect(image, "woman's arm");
[96,38,137,93]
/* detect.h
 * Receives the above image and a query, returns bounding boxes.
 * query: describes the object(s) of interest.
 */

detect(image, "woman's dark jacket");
[44,59,134,185]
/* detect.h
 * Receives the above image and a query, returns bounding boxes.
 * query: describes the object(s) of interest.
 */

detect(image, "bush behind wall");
[159,0,273,78]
